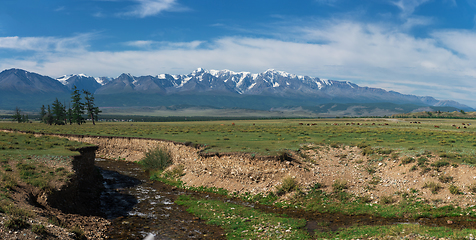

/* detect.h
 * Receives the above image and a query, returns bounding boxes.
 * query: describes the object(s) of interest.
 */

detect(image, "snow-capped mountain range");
[0,68,473,111]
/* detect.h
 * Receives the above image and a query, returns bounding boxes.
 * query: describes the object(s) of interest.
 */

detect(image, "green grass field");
[2,118,476,162]
[3,118,476,238]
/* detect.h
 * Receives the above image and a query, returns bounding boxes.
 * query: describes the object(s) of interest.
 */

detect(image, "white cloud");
[121,0,186,18]
[2,21,476,107]
[0,34,90,52]
[391,0,431,17]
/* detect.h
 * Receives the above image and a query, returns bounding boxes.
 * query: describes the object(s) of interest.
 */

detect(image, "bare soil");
[63,134,476,208]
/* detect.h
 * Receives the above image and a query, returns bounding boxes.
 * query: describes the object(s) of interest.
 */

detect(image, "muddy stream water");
[95,158,476,239]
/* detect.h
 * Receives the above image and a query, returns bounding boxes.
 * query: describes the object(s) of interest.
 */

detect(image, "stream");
[95,158,476,239]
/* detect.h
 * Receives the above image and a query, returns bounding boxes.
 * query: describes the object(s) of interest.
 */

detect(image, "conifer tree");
[39,105,46,123]
[83,90,101,125]
[71,86,84,125]
[12,107,23,123]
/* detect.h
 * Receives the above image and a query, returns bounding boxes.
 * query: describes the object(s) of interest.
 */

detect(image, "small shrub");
[332,179,347,192]
[70,226,87,240]
[330,142,340,148]
[164,164,185,178]
[139,147,172,171]
[438,175,454,183]
[431,160,449,170]
[32,224,47,235]
[276,176,299,196]
[379,195,395,205]
[449,185,462,195]
[377,148,392,155]
[417,157,428,166]
[468,184,476,193]
[423,181,442,194]
[359,195,372,203]
[357,142,368,149]
[362,147,374,156]
[364,165,376,174]
[419,167,431,175]
[369,176,380,185]
[401,157,414,165]
[410,165,418,171]
[310,182,322,191]
[5,217,29,230]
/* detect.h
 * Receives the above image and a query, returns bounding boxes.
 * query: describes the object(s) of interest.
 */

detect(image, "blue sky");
[1,0,476,107]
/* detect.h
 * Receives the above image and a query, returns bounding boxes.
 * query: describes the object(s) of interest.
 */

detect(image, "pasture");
[1,118,476,163]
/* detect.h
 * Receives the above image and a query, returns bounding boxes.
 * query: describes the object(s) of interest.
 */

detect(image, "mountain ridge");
[0,68,473,112]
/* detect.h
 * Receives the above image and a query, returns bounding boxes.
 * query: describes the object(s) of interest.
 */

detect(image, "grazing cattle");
[452,125,456,127]
[463,123,466,125]
[457,127,460,129]
[311,123,317,126]
[464,126,467,128]
[333,123,338,126]
[299,123,303,125]
[434,125,440,128]
[384,123,389,125]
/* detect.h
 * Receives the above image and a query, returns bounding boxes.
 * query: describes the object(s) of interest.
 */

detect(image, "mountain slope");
[0,68,473,112]
[0,69,69,94]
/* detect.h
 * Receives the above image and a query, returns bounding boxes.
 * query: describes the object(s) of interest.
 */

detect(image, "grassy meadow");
[2,118,476,162]
[0,131,92,233]
[3,118,476,239]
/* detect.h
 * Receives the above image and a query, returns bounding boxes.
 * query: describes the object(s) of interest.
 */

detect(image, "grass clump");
[449,185,462,195]
[70,226,87,240]
[401,157,414,164]
[276,176,299,196]
[5,217,29,230]
[139,146,172,171]
[32,224,47,235]
[438,175,453,183]
[379,195,395,205]
[423,181,442,194]
[332,179,347,192]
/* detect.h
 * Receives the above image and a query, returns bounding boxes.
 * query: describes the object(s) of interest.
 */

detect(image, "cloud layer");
[1,19,476,106]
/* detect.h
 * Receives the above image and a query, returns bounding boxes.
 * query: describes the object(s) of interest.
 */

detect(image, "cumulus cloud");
[121,0,186,18]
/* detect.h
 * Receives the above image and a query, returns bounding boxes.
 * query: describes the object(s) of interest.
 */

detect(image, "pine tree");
[71,86,84,125]
[40,105,46,123]
[83,90,101,125]
[43,105,54,125]
[12,107,23,123]
[52,98,66,125]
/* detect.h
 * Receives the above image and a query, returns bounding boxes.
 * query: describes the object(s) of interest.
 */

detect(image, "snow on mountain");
[25,67,471,111]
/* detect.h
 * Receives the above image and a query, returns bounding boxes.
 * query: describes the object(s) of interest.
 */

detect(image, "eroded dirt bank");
[47,133,476,208]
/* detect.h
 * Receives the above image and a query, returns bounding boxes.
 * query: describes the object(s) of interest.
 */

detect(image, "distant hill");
[0,68,473,115]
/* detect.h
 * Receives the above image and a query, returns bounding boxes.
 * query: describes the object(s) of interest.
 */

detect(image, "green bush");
[401,157,414,164]
[423,181,442,194]
[276,176,299,196]
[139,147,172,171]
[379,195,395,205]
[449,185,462,195]
[5,217,29,230]
[32,224,47,235]
[70,226,87,240]
[438,175,453,183]
[332,179,348,192]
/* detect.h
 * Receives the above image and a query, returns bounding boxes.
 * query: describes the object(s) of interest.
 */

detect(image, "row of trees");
[11,107,29,123]
[40,86,101,125]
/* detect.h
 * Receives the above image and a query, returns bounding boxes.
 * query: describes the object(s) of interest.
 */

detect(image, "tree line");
[38,86,101,125]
